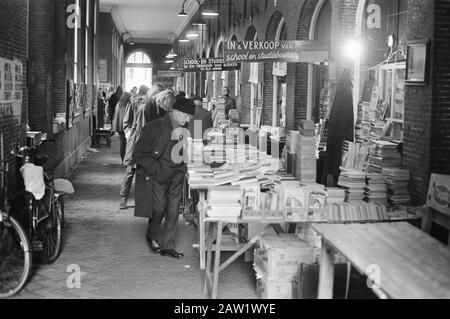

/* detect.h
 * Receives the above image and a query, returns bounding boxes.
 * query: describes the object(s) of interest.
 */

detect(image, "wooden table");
[312,222,450,299]
[189,185,208,270]
[203,217,284,299]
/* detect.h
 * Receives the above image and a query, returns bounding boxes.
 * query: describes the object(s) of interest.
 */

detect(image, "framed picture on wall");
[405,40,429,85]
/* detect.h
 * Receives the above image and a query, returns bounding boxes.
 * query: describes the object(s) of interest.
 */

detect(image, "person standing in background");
[97,89,106,129]
[131,86,138,98]
[112,92,131,164]
[108,86,123,124]
[188,95,213,143]
[119,84,165,209]
[222,86,237,120]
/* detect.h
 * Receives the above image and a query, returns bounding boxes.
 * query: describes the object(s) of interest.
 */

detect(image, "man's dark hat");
[173,96,195,115]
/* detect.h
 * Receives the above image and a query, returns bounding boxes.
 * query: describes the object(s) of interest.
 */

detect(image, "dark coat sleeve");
[133,122,160,176]
[205,111,213,131]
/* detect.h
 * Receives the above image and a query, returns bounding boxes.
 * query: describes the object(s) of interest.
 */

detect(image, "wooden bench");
[313,222,450,299]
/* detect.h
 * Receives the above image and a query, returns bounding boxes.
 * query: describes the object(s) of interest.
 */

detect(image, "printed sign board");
[157,70,183,77]
[182,58,240,72]
[427,174,450,216]
[223,40,329,63]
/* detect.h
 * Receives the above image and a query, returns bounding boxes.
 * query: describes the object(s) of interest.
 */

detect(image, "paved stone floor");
[12,135,257,299]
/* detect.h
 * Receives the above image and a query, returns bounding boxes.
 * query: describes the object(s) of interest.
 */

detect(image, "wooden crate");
[257,276,298,299]
[254,234,314,277]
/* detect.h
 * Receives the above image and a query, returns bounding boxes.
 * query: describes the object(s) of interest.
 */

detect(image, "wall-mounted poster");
[0,57,23,124]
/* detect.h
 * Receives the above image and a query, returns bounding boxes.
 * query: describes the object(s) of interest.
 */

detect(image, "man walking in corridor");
[133,96,195,259]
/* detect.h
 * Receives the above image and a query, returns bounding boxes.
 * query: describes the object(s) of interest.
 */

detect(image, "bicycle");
[11,144,64,265]
[0,135,32,299]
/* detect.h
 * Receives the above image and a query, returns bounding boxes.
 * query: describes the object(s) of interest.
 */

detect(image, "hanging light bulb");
[186,31,199,38]
[166,49,178,59]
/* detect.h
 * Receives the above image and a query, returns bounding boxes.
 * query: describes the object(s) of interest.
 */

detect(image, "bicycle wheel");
[0,215,32,299]
[38,197,62,264]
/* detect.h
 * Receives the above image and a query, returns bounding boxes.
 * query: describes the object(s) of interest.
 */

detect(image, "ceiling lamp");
[165,59,175,64]
[178,0,200,17]
[192,17,207,26]
[170,66,175,70]
[186,31,199,38]
[166,49,178,58]
[201,8,219,16]
[179,39,190,43]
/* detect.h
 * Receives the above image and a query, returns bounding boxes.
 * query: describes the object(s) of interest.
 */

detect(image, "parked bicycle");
[0,135,73,298]
[0,134,32,298]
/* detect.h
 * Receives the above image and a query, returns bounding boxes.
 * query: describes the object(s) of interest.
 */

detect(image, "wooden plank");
[317,240,335,299]
[219,234,261,272]
[314,224,401,297]
[313,223,450,299]
[367,223,450,297]
[203,221,214,296]
[199,207,206,270]
[212,221,223,299]
[347,223,449,299]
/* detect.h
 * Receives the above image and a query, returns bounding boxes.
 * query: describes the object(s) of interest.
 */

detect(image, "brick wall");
[28,0,54,134]
[403,0,434,204]
[430,0,450,177]
[0,0,28,193]
[27,0,94,179]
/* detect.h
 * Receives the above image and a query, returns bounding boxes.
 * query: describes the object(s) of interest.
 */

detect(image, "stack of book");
[383,168,411,205]
[337,169,366,202]
[229,109,239,124]
[364,172,387,204]
[188,165,215,187]
[328,202,389,222]
[187,139,204,164]
[368,140,401,174]
[214,98,227,126]
[254,233,314,299]
[207,186,242,219]
[213,169,241,186]
[299,120,316,137]
[295,134,317,182]
[278,181,325,210]
[355,101,371,143]
[325,187,346,204]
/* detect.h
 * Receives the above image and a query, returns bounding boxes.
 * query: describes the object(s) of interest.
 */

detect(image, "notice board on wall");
[0,57,23,124]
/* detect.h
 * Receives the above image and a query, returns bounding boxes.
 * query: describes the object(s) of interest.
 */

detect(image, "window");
[125,51,153,91]
[126,51,151,64]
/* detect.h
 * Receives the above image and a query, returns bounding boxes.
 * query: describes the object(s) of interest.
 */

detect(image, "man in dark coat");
[107,85,123,124]
[188,95,213,142]
[133,96,195,259]
[222,86,237,120]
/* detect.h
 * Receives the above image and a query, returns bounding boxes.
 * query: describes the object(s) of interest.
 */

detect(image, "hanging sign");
[223,40,329,63]
[157,70,183,77]
[182,58,240,72]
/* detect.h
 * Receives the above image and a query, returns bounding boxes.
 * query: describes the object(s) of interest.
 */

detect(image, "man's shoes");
[160,249,184,259]
[146,237,160,253]
[119,198,127,209]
